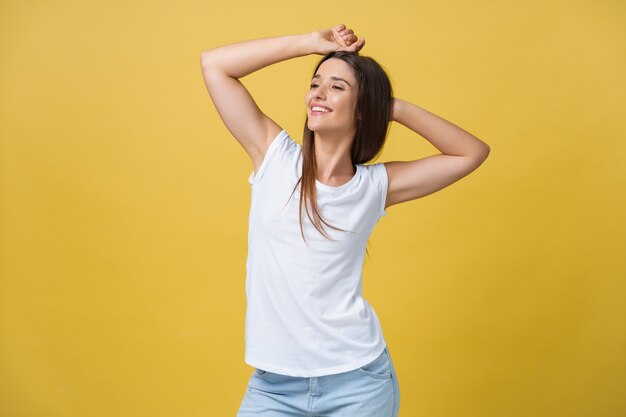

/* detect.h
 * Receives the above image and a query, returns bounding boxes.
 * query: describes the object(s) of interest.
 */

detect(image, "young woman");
[201,23,489,417]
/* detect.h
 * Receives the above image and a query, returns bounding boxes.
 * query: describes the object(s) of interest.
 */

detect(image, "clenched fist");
[311,24,366,55]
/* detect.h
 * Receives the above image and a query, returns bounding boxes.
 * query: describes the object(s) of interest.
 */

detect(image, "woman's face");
[305,58,359,135]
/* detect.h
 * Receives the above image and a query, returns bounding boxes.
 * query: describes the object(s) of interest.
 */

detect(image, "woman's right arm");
[200,24,365,174]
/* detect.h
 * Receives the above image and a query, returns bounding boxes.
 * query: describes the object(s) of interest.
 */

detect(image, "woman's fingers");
[340,28,354,44]
[352,37,365,52]
[330,24,364,51]
[331,25,347,46]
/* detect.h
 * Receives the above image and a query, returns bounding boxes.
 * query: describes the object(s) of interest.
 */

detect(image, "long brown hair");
[288,51,393,257]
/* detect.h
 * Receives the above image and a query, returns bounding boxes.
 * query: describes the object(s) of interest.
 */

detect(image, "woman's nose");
[315,89,326,99]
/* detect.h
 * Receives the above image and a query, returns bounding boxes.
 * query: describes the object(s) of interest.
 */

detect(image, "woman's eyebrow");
[312,74,352,87]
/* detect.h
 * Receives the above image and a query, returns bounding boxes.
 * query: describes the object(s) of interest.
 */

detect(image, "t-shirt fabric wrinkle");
[244,129,389,377]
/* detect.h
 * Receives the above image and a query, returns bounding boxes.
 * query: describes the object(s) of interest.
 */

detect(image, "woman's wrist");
[276,32,318,58]
[391,97,403,123]
[304,31,322,55]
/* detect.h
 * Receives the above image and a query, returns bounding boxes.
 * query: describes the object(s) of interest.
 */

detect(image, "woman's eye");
[309,83,343,90]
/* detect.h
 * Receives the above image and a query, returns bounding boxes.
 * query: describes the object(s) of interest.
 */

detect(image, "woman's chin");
[307,123,319,132]
[307,123,330,134]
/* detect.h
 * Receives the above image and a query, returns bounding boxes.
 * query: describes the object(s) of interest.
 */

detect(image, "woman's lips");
[311,105,332,115]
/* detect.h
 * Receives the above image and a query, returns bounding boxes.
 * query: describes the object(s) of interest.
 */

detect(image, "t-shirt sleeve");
[248,129,288,186]
[369,162,389,218]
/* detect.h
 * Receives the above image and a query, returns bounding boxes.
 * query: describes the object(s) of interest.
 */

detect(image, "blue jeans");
[236,346,400,416]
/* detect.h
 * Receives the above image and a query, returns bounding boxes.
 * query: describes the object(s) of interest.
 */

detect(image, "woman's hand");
[311,24,366,55]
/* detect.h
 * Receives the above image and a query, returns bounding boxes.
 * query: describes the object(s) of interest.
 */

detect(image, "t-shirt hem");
[244,342,387,377]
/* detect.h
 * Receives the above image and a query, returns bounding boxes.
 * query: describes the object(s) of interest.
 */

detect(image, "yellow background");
[1,0,624,416]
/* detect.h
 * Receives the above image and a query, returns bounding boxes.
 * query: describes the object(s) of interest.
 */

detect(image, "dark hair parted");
[289,51,393,254]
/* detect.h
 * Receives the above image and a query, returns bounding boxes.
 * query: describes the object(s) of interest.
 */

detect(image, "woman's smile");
[311,105,333,115]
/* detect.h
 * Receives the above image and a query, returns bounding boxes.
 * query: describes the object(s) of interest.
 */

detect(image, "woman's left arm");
[383,98,490,209]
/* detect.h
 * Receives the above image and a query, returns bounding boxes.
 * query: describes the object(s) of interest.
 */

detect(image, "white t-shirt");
[244,129,389,377]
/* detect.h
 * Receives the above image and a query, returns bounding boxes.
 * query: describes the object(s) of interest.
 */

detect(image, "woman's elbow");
[200,50,214,68]
[476,145,490,163]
